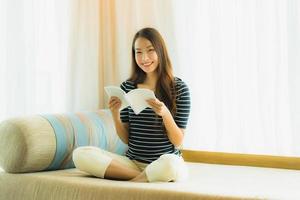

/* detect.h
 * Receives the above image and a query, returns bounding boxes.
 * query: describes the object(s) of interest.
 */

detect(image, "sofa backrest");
[0,109,127,173]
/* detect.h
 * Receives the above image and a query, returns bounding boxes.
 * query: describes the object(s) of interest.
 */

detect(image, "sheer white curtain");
[0,0,70,120]
[0,0,100,122]
[172,0,300,156]
[67,0,100,111]
[96,0,300,156]
[1,0,299,158]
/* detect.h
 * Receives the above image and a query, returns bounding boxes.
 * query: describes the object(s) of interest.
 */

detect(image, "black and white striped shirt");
[120,77,191,163]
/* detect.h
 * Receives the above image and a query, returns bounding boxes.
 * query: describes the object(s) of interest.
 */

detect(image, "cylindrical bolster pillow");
[0,110,127,173]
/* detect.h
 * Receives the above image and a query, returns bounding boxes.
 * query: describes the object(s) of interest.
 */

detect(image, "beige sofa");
[1,110,300,200]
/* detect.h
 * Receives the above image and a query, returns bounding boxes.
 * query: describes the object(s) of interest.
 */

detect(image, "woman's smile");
[142,62,153,67]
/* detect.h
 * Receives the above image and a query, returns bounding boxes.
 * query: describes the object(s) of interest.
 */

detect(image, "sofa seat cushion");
[1,162,300,200]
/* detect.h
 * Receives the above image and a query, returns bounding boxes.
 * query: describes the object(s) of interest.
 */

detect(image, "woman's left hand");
[146,98,170,117]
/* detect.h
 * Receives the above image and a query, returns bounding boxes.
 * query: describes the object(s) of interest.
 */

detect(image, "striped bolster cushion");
[0,109,127,173]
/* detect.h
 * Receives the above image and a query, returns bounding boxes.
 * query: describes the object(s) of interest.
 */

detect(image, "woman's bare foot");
[130,171,148,182]
[104,160,141,180]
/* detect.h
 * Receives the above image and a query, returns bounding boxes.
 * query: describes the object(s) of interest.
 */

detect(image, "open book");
[104,86,155,115]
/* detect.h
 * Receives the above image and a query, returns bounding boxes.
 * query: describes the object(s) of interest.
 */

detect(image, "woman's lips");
[143,62,153,67]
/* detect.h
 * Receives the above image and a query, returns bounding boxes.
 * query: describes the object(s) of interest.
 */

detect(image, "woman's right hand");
[108,96,122,116]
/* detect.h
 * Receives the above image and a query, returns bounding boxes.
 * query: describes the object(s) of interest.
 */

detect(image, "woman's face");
[134,37,159,74]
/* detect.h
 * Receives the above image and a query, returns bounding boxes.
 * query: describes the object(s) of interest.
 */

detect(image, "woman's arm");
[147,99,184,147]
[161,111,184,147]
[112,113,129,144]
[109,96,129,144]
[162,112,184,147]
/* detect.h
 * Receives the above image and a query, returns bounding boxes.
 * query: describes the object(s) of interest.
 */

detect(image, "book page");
[104,86,129,110]
[126,88,155,115]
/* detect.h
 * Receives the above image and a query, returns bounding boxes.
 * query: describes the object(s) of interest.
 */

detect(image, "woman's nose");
[142,52,150,62]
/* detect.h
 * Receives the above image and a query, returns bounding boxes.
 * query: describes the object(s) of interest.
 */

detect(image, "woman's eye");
[136,51,142,54]
[148,49,154,52]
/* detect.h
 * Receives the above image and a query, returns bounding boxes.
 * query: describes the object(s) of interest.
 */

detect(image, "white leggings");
[72,146,188,182]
